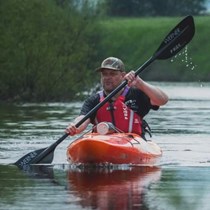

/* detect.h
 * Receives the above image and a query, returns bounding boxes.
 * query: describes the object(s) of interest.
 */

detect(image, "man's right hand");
[65,123,78,136]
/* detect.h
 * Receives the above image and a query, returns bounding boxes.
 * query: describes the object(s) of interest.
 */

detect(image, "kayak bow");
[67,132,162,165]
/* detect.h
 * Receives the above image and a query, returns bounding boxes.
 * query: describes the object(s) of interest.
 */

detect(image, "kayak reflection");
[67,166,161,209]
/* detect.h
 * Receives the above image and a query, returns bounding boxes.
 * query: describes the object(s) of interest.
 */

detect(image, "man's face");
[100,69,125,93]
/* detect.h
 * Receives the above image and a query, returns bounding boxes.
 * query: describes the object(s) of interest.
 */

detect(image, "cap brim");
[95,67,122,72]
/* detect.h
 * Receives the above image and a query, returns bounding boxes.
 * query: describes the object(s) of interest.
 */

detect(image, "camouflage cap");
[96,57,125,72]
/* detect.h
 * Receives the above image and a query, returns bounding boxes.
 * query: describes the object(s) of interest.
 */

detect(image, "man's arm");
[66,94,99,136]
[124,70,168,106]
[66,115,90,136]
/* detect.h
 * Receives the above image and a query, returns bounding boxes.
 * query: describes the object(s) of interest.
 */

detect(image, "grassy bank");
[99,16,210,82]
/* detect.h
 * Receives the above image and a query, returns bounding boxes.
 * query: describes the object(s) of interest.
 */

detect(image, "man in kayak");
[66,57,168,137]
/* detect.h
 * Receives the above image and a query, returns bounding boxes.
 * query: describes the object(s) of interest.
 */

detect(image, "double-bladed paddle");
[15,15,195,170]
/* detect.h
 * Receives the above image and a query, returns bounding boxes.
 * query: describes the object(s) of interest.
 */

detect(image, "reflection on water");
[0,164,69,210]
[67,165,161,209]
[146,167,210,210]
[0,164,161,210]
[1,164,210,210]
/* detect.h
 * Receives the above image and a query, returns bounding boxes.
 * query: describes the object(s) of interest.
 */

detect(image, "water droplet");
[170,46,196,72]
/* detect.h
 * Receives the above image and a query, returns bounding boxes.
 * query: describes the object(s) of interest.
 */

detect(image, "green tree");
[0,0,102,102]
[150,0,207,16]
[105,0,207,17]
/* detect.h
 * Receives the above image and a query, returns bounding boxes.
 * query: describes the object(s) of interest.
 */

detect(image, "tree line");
[103,0,207,16]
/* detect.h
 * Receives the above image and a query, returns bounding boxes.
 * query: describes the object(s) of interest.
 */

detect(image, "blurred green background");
[0,0,209,102]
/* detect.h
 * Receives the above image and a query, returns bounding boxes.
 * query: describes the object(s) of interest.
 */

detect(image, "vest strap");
[98,86,130,99]
[128,109,134,132]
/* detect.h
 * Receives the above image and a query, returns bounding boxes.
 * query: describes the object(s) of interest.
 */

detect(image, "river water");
[0,82,210,210]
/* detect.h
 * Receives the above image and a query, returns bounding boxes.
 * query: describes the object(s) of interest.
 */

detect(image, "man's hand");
[124,70,143,87]
[66,123,78,136]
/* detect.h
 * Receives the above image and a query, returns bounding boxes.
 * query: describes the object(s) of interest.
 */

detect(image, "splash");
[170,46,196,71]
[198,80,204,88]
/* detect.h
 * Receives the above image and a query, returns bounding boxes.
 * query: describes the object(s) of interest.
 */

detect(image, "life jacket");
[94,86,142,135]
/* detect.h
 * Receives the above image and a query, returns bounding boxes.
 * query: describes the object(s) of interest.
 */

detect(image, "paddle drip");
[170,46,197,71]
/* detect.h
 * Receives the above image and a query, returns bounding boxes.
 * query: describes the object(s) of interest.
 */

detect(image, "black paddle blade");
[14,148,54,170]
[155,15,195,60]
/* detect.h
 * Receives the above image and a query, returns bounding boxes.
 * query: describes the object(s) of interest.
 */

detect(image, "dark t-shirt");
[80,87,159,123]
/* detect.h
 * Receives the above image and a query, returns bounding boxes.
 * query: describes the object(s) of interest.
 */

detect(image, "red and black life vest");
[94,86,142,135]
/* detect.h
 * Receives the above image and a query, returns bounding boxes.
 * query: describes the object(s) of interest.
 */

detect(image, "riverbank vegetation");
[0,0,102,101]
[100,16,210,82]
[0,0,209,102]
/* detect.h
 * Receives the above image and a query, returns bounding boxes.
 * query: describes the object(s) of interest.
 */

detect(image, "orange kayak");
[66,132,162,165]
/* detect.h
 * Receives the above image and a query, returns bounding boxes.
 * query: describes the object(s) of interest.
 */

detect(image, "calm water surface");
[0,82,210,210]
